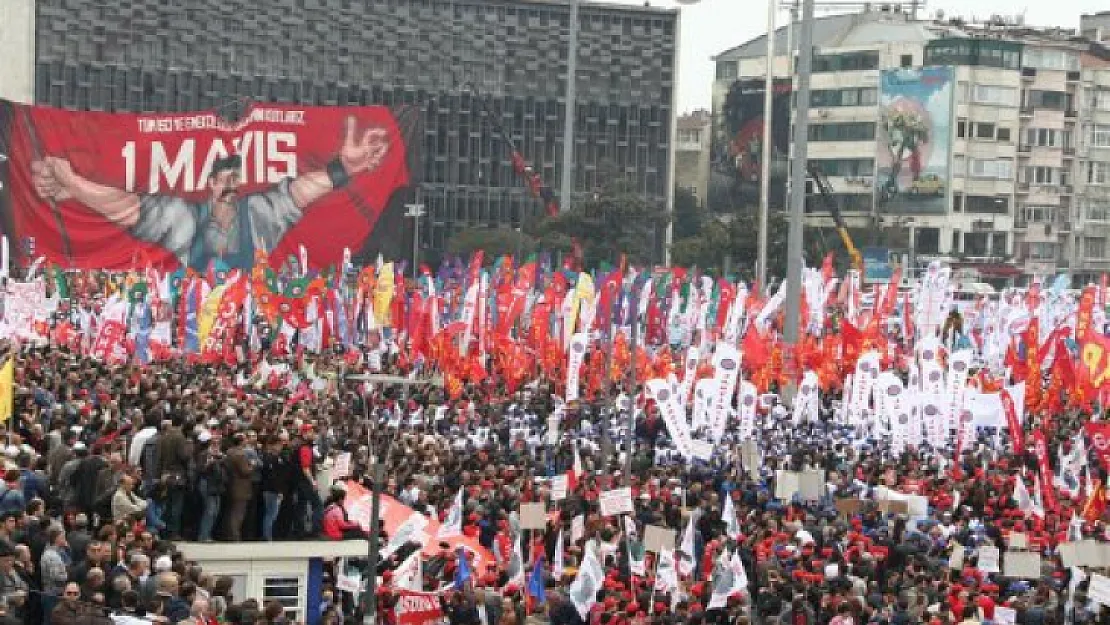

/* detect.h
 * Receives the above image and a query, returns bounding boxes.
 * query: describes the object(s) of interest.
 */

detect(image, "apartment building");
[675,110,712,207]
[712,6,1110,284]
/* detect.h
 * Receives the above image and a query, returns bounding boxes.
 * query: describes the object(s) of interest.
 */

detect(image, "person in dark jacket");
[222,433,254,542]
[155,417,191,539]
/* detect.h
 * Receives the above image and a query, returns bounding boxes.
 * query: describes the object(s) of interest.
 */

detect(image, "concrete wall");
[0,0,35,104]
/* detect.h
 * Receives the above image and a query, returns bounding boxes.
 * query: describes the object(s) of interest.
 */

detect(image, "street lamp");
[404,202,425,278]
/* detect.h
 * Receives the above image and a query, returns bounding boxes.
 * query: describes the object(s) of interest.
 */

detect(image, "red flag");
[743,327,771,370]
[1085,422,1110,470]
[1000,388,1023,456]
[1031,430,1058,513]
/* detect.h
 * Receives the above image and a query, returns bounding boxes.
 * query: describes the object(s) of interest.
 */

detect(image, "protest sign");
[519,503,547,530]
[775,471,800,501]
[599,487,634,517]
[1003,552,1041,579]
[644,525,677,554]
[977,546,1000,573]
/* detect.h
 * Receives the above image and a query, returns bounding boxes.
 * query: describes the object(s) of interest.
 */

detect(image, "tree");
[672,210,840,280]
[445,227,536,258]
[673,186,705,240]
[533,165,668,266]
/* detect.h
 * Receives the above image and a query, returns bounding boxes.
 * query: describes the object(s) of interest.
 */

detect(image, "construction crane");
[806,163,863,274]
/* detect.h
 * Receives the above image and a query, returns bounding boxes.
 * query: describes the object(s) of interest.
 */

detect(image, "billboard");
[0,101,421,270]
[711,78,791,209]
[875,66,953,215]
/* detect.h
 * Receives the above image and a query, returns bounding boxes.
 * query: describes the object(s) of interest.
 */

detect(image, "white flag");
[571,514,586,544]
[1014,475,1034,516]
[678,512,697,577]
[722,495,741,540]
[569,547,604,620]
[393,550,423,591]
[708,549,750,609]
[566,333,588,402]
[654,548,679,593]
[437,489,464,539]
[507,533,525,588]
[553,531,565,581]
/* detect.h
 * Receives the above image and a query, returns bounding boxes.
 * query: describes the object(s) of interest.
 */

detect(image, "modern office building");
[712,6,1110,284]
[0,0,679,260]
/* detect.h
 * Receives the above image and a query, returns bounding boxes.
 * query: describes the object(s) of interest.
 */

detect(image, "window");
[957,120,967,138]
[1087,237,1108,259]
[1091,125,1110,148]
[975,122,996,139]
[1095,90,1110,111]
[263,576,303,622]
[808,122,875,142]
[965,195,1009,214]
[808,158,874,177]
[1024,205,1056,223]
[971,85,1018,106]
[1026,90,1067,110]
[810,87,878,107]
[1027,242,1057,260]
[968,158,1013,180]
[813,51,880,73]
[1023,48,1080,71]
[1025,166,1059,185]
[715,60,737,81]
[997,127,1011,142]
[1089,162,1110,185]
[1088,201,1110,222]
[900,54,913,68]
[1022,128,1071,148]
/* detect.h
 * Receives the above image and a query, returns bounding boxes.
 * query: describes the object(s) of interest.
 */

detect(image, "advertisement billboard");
[711,78,792,209]
[0,101,421,270]
[875,66,954,215]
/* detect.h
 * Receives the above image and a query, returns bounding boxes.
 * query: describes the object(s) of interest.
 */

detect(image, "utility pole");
[757,0,777,287]
[559,0,580,213]
[783,0,814,346]
[404,202,425,278]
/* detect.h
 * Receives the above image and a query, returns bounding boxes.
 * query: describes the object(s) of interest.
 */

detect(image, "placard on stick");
[519,502,548,530]
[836,499,862,518]
[599,487,635,517]
[1003,552,1041,579]
[948,544,965,569]
[878,500,909,515]
[775,470,800,501]
[1007,532,1028,550]
[644,525,677,554]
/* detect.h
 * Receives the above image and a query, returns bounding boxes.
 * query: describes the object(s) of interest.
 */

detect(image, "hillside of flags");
[10,249,1110,429]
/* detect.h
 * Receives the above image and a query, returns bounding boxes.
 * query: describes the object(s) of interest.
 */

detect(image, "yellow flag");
[0,358,13,424]
[373,263,394,327]
[197,284,227,346]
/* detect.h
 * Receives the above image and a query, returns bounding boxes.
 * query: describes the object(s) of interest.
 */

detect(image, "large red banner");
[0,101,419,270]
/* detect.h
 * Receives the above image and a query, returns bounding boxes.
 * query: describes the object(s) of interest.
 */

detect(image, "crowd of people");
[0,327,1104,625]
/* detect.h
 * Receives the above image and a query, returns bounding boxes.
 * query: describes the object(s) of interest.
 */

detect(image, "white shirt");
[128,427,158,467]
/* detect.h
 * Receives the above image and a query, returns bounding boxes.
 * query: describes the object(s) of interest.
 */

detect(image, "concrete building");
[712,6,1110,285]
[675,109,711,207]
[0,0,678,260]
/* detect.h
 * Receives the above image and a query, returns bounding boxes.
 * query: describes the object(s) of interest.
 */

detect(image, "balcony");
[1067,71,1081,82]
[1021,67,1037,80]
[1020,106,1033,116]
[1066,109,1078,119]
[1018,144,1031,153]
[1064,147,1076,157]
[1017,181,1030,192]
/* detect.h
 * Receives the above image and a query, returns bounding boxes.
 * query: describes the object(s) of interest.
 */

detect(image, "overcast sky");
[595,0,1109,113]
